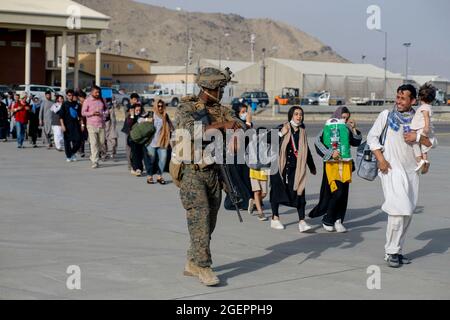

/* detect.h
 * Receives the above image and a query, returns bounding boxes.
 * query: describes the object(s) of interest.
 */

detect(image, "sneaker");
[257,212,268,221]
[33,144,37,148]
[92,163,99,169]
[334,219,347,233]
[385,254,401,268]
[298,220,313,233]
[248,198,255,215]
[323,223,335,232]
[398,254,412,265]
[66,158,72,163]
[271,219,285,230]
[71,155,77,162]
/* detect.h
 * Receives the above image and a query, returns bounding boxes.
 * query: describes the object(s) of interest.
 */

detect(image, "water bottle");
[364,149,372,161]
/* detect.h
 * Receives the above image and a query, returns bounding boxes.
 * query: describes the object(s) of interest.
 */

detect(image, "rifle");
[192,108,243,223]
[219,163,243,223]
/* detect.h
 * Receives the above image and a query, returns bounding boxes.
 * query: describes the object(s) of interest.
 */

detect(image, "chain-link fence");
[302,74,403,102]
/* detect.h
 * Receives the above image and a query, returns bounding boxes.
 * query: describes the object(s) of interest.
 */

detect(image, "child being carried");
[411,82,438,174]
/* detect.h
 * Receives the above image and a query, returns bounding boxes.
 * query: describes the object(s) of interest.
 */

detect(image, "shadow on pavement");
[215,206,381,285]
[407,228,450,260]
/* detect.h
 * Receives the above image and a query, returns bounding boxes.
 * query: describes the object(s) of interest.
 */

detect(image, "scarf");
[31,101,41,114]
[332,106,350,119]
[278,123,309,195]
[388,105,415,132]
[51,103,62,114]
[152,100,173,148]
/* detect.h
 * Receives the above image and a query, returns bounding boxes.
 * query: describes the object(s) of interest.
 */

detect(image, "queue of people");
[2,87,175,187]
[1,81,438,271]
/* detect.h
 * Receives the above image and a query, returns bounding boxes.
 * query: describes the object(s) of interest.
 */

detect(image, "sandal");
[147,176,155,184]
[157,177,166,185]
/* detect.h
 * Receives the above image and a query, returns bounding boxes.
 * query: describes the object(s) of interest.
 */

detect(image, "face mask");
[290,120,300,128]
[240,113,247,121]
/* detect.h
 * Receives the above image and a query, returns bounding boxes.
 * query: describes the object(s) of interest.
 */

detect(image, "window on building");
[103,63,110,70]
[127,63,134,70]
[10,41,41,48]
[80,64,84,70]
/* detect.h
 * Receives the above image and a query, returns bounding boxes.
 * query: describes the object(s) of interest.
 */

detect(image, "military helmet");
[196,67,233,90]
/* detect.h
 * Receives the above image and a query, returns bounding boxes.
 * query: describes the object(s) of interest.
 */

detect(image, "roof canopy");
[0,0,109,34]
[271,58,403,79]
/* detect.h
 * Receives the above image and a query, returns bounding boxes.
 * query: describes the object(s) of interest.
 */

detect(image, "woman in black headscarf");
[269,106,317,232]
[308,106,362,233]
[224,103,254,212]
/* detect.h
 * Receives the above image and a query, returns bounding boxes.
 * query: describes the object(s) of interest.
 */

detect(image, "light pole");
[361,55,366,64]
[376,29,388,101]
[219,32,230,70]
[403,42,411,83]
[177,7,192,96]
[261,48,266,92]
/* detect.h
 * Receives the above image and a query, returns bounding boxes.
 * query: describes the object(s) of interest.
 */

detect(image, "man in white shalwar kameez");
[367,84,433,268]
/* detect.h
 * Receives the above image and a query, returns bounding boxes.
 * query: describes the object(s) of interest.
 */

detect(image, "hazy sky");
[136,0,450,79]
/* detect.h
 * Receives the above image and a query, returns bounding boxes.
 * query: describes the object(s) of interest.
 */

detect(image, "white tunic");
[367,110,419,216]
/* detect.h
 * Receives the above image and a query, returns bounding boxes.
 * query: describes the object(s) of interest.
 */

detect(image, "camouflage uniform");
[175,67,241,268]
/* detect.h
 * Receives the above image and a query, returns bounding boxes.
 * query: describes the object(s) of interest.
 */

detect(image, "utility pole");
[403,42,411,83]
[177,7,192,96]
[250,34,256,63]
[376,29,388,101]
[219,32,230,70]
[261,48,266,91]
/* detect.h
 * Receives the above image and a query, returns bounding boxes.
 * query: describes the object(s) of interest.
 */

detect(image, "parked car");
[0,85,12,96]
[84,87,130,107]
[241,91,270,108]
[15,84,58,100]
[50,86,65,96]
[433,89,446,106]
[140,89,181,107]
[303,91,345,106]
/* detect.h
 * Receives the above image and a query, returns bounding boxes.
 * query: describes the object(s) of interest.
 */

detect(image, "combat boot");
[198,267,220,286]
[183,260,200,277]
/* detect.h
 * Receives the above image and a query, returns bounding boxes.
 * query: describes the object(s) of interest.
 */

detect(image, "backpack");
[356,112,390,181]
[130,121,156,146]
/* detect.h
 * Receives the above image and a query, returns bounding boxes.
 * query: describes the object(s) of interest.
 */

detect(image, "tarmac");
[0,123,449,300]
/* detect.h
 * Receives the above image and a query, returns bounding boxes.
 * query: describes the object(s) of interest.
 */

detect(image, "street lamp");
[403,42,411,83]
[177,7,192,96]
[361,55,366,64]
[376,29,388,101]
[219,32,230,70]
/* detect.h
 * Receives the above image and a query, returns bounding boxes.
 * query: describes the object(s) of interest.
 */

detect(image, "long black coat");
[270,129,316,207]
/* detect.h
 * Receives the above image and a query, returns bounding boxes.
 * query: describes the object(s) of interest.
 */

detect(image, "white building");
[0,0,110,91]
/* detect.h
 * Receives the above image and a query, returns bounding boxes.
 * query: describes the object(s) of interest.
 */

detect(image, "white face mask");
[290,120,300,128]
[240,113,247,121]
